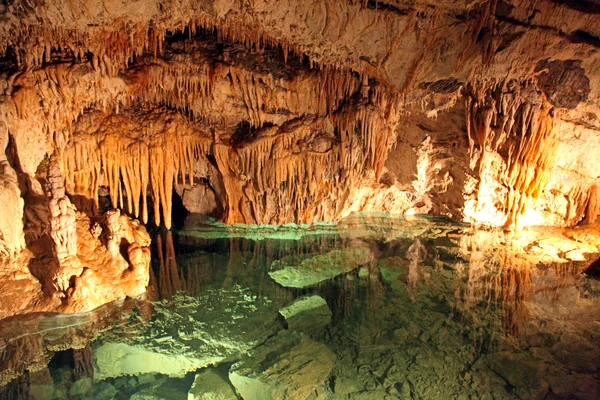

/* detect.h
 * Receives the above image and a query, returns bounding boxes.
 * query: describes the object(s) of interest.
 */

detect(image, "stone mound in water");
[268,244,373,288]
[94,286,282,379]
[229,331,335,400]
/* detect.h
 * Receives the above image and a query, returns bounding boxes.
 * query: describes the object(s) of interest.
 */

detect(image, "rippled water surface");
[1,214,599,399]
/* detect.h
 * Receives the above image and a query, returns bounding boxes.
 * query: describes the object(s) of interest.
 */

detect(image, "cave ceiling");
[0,0,599,231]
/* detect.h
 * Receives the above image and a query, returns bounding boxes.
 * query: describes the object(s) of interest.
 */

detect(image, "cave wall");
[0,0,599,316]
[0,0,596,231]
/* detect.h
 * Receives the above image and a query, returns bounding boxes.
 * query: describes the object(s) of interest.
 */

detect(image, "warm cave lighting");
[1,0,599,399]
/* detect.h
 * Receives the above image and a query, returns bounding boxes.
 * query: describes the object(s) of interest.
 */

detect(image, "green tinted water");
[0,214,599,399]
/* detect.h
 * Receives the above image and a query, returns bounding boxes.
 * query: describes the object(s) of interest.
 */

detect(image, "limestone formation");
[46,156,81,293]
[0,0,599,318]
[0,122,25,257]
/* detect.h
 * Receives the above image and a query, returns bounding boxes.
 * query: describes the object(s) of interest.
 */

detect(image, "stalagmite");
[46,156,82,293]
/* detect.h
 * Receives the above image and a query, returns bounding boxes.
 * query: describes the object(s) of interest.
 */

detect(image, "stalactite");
[213,89,398,225]
[138,60,214,120]
[60,111,212,230]
[464,80,559,227]
[459,0,499,67]
[133,56,363,129]
[4,10,403,229]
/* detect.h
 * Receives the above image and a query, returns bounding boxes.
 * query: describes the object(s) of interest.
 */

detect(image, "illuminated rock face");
[0,0,599,317]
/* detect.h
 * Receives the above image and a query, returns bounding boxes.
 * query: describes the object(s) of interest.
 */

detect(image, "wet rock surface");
[94,286,283,379]
[269,245,373,288]
[1,216,600,399]
[279,295,332,335]
[189,368,237,400]
[229,331,336,400]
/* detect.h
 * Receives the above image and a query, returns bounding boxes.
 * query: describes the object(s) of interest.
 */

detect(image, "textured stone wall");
[0,0,599,317]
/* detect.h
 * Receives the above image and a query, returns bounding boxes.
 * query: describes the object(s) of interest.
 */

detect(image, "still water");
[0,214,599,399]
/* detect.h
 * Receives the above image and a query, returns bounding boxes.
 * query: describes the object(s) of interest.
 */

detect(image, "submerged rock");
[129,376,189,400]
[90,382,118,400]
[333,377,363,396]
[188,368,237,400]
[483,352,548,399]
[229,331,335,400]
[68,377,93,398]
[94,342,210,379]
[279,295,332,335]
[378,257,410,285]
[550,332,600,373]
[269,245,372,288]
[548,372,600,400]
[94,286,282,379]
[30,384,67,400]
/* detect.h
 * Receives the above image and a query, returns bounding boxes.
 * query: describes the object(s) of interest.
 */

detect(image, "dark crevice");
[171,189,188,230]
[495,15,600,49]
[548,0,600,14]
[365,0,413,16]
[584,257,600,278]
[567,29,600,47]
[5,133,22,173]
[419,78,463,94]
[495,14,559,33]
[0,46,18,75]
[231,121,275,147]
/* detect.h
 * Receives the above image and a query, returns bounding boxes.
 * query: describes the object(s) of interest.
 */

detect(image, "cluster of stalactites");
[137,60,215,121]
[229,66,361,127]
[465,80,558,227]
[4,12,339,78]
[134,57,362,128]
[215,96,397,225]
[3,22,165,76]
[60,121,211,229]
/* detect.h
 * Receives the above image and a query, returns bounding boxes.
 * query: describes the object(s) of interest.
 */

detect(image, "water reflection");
[0,215,599,399]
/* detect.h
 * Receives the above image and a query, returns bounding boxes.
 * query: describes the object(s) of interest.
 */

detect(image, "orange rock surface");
[0,0,599,317]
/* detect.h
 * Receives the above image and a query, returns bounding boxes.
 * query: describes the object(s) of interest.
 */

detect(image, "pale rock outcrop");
[0,122,25,257]
[279,295,332,335]
[180,182,219,215]
[93,287,282,379]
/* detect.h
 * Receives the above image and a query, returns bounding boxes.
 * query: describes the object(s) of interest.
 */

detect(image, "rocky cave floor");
[0,214,599,400]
